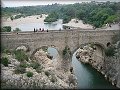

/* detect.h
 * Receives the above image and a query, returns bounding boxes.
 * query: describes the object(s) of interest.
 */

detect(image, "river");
[3,16,119,31]
[47,47,117,89]
[13,20,119,31]
[12,19,63,31]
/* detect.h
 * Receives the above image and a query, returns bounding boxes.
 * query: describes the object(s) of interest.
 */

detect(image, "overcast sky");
[1,0,120,7]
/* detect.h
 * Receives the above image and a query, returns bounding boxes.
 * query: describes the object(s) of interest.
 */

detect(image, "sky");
[1,0,120,7]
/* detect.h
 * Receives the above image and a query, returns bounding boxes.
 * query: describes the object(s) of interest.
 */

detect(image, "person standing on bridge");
[36,28,38,32]
[42,28,44,32]
[34,28,35,32]
[39,28,41,32]
[47,29,48,32]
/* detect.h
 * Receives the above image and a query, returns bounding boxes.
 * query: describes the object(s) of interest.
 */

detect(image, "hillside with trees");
[2,1,120,28]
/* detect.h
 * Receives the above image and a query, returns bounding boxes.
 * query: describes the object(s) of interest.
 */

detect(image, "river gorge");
[48,47,118,89]
[1,15,120,89]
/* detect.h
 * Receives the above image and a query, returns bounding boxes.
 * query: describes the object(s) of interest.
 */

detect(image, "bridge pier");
[56,46,73,73]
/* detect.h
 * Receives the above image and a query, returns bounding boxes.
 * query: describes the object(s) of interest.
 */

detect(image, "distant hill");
[2,1,120,28]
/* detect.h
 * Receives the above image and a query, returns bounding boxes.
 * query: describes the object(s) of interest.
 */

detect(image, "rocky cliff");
[1,46,77,89]
[76,44,120,88]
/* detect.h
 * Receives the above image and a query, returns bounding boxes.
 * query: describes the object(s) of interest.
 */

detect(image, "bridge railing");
[1,29,119,35]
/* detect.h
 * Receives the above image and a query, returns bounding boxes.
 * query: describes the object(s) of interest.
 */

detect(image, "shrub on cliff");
[45,71,50,77]
[14,50,28,62]
[62,46,71,59]
[20,62,28,68]
[1,57,9,67]
[30,62,40,69]
[14,66,26,74]
[3,49,11,54]
[63,46,71,56]
[105,46,116,57]
[26,71,33,77]
[30,61,43,73]
[35,67,43,73]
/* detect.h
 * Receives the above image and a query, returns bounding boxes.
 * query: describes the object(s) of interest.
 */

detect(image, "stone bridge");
[1,29,119,71]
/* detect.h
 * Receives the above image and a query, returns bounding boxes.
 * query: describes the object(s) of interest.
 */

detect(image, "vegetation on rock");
[1,57,9,67]
[3,49,11,54]
[62,46,71,60]
[20,62,28,68]
[14,66,26,74]
[26,71,33,77]
[14,50,29,62]
[45,71,50,77]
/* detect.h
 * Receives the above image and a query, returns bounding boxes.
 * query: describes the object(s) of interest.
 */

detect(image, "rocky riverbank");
[76,44,120,88]
[1,46,77,89]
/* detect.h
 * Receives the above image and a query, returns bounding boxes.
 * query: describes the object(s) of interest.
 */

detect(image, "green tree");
[2,26,11,32]
[44,12,58,22]
[13,28,21,32]
[104,15,119,24]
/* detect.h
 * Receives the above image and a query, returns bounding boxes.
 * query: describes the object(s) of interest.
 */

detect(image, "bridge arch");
[71,42,106,56]
[30,45,60,59]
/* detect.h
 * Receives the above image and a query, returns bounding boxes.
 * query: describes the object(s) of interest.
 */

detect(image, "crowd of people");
[34,28,62,32]
[34,28,48,32]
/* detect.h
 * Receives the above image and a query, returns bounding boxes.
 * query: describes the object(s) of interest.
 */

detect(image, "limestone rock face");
[1,48,77,89]
[34,49,54,68]
[76,44,120,88]
[76,45,94,63]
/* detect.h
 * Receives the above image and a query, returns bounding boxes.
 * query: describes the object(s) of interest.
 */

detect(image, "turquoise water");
[48,47,117,89]
[72,52,117,89]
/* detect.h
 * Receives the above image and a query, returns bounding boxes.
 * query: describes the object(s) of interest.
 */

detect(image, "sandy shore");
[2,14,48,27]
[2,15,93,29]
[63,19,93,29]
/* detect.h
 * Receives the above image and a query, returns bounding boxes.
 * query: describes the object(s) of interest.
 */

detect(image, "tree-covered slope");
[2,1,120,28]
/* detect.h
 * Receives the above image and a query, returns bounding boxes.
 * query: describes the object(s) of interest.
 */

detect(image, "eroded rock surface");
[76,44,120,88]
[1,49,77,89]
